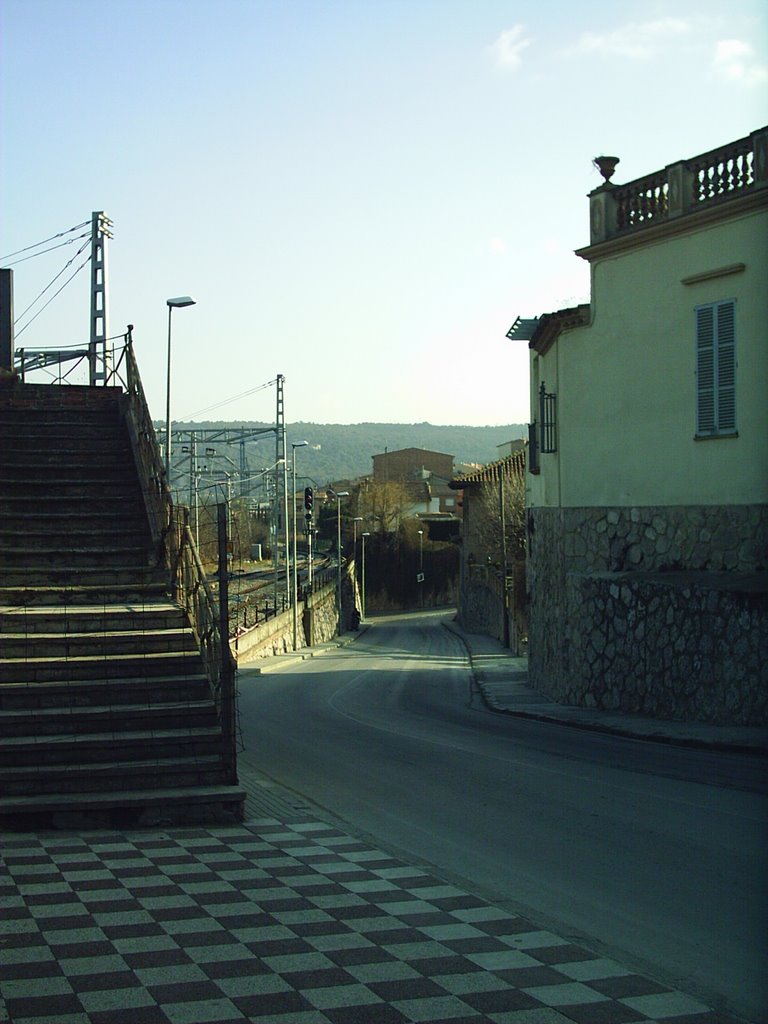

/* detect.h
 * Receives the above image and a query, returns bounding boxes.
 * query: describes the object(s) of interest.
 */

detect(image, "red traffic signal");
[304,486,313,512]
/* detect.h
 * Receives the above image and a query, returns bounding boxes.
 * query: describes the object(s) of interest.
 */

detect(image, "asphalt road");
[236,609,768,1022]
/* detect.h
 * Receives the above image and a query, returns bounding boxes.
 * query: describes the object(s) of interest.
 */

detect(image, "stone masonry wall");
[458,559,527,655]
[232,563,360,665]
[528,504,768,724]
[564,572,767,724]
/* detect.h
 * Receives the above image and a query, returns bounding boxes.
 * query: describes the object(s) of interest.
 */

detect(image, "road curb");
[444,621,768,756]
[242,623,370,675]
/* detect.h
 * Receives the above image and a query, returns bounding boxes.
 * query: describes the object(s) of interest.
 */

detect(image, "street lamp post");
[291,441,308,649]
[418,529,424,608]
[164,296,196,485]
[352,516,363,601]
[361,531,370,621]
[332,490,349,632]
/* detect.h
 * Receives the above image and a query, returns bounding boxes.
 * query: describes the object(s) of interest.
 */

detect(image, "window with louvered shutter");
[696,299,736,436]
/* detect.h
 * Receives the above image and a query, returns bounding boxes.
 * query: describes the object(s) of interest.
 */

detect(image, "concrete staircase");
[0,383,245,827]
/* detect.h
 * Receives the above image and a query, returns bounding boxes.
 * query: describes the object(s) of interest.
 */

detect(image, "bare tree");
[357,479,410,534]
[474,470,525,566]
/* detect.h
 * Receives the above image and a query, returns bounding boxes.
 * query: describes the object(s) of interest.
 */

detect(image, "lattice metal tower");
[273,374,290,609]
[88,211,113,385]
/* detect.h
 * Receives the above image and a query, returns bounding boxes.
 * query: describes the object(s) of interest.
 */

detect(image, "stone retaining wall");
[231,563,360,665]
[528,504,768,724]
[457,566,527,655]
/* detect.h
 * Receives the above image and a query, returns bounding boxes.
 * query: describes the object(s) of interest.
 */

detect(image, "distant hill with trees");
[180,421,526,485]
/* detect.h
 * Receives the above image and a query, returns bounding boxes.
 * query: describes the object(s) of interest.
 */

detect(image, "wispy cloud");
[713,39,768,86]
[573,17,691,60]
[489,26,531,71]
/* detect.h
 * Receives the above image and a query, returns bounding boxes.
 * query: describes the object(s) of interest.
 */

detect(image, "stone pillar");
[588,186,618,244]
[753,126,768,187]
[666,161,695,219]
[0,269,14,371]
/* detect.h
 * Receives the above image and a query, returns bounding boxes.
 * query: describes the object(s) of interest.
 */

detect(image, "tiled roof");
[529,304,590,355]
[449,450,526,490]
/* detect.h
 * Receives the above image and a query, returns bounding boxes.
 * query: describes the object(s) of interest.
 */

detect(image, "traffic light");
[304,486,313,513]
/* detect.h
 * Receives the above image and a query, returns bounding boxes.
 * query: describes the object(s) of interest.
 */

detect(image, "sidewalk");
[444,620,768,756]
[0,770,746,1024]
[0,622,757,1024]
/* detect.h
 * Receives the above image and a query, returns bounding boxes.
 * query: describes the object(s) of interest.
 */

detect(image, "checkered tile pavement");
[1,815,740,1024]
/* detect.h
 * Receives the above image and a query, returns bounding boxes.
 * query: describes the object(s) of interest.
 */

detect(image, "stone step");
[0,699,218,736]
[0,415,123,435]
[0,440,132,461]
[0,648,204,683]
[0,511,145,532]
[0,581,167,602]
[0,477,142,498]
[0,495,147,518]
[0,527,149,549]
[0,399,123,416]
[0,725,227,766]
[0,673,211,709]
[0,469,137,489]
[0,565,166,588]
[0,755,230,796]
[0,625,198,659]
[0,784,246,828]
[0,547,154,570]
[0,382,121,405]
[0,603,187,635]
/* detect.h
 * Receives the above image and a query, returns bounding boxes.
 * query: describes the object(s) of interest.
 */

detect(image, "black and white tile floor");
[1,807,740,1024]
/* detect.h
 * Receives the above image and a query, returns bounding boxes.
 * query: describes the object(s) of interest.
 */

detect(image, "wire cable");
[14,255,91,339]
[14,236,92,327]
[0,220,90,263]
[2,231,91,268]
[181,378,277,420]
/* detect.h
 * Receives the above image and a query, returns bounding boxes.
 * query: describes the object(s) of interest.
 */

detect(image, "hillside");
[180,421,526,485]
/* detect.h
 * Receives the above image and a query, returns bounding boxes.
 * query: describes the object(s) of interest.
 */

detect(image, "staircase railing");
[119,329,238,781]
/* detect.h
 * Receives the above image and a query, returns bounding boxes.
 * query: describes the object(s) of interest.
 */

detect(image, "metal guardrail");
[120,331,237,780]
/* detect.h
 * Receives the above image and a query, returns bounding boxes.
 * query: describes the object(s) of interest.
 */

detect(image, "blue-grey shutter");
[716,301,736,431]
[696,300,736,435]
[696,305,715,434]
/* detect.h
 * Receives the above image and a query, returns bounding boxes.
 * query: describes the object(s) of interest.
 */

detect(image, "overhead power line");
[182,378,278,420]
[0,220,90,263]
[14,235,92,330]
[2,231,91,268]
[14,254,91,339]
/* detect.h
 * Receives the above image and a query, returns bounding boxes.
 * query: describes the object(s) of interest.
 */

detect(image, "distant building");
[372,447,458,518]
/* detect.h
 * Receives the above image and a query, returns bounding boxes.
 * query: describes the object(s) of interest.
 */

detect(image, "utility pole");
[273,375,289,611]
[278,378,290,609]
[88,212,113,385]
[187,432,200,546]
[500,469,510,648]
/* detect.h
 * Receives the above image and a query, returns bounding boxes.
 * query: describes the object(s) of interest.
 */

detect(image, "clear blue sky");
[2,0,766,426]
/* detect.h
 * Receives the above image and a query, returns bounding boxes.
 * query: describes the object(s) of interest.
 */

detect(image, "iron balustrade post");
[217,502,237,784]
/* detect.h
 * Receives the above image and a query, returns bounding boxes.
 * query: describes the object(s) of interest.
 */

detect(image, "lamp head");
[167,296,196,308]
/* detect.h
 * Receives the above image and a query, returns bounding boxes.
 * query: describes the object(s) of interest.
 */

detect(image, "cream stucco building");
[513,127,768,725]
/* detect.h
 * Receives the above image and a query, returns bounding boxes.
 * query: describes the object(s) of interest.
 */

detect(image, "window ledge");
[682,263,745,286]
[694,431,739,441]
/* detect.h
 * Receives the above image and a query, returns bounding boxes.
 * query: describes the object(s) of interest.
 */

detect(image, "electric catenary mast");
[88,211,113,385]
